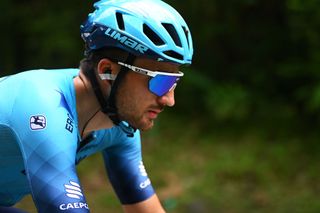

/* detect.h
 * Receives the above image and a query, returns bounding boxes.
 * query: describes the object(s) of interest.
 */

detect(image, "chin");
[121,114,155,131]
[136,120,154,131]
[140,125,153,131]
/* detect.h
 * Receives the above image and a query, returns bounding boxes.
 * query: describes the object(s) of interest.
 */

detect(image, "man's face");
[116,58,180,131]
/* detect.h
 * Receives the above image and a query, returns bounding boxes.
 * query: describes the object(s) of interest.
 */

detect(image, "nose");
[157,89,175,107]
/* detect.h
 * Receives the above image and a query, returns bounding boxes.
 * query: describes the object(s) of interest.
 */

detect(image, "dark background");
[2,0,320,133]
[2,0,320,212]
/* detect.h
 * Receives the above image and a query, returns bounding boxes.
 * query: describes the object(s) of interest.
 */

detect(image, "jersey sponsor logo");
[138,161,151,189]
[139,161,148,177]
[65,113,74,133]
[64,181,83,199]
[140,178,151,189]
[59,202,89,211]
[104,27,149,54]
[59,180,89,211]
[30,115,46,130]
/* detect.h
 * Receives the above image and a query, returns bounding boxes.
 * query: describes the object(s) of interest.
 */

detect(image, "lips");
[147,109,162,119]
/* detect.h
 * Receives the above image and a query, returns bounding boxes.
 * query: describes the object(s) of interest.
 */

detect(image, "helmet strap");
[86,53,136,137]
[106,54,136,137]
[87,66,109,113]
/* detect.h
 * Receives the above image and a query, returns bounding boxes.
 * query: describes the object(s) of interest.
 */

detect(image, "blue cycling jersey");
[0,69,155,212]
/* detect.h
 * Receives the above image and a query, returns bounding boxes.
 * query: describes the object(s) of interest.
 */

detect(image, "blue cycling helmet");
[81,0,193,65]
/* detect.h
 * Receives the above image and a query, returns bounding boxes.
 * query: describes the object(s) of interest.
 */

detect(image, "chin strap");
[87,54,136,137]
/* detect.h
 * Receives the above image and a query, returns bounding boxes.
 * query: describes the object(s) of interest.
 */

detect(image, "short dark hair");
[80,47,129,76]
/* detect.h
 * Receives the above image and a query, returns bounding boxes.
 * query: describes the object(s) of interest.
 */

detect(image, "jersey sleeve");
[102,128,155,204]
[11,82,89,212]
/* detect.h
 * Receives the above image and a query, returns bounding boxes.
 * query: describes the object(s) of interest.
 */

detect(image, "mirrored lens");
[149,74,180,96]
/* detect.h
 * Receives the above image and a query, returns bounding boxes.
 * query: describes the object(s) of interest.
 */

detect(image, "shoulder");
[5,69,79,145]
[97,125,141,153]
[9,69,78,111]
[105,124,141,145]
[1,69,79,103]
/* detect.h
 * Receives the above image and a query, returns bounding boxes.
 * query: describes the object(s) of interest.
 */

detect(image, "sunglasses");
[118,62,184,97]
[99,62,183,97]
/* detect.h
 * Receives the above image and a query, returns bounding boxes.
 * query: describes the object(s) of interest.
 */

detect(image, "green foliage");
[174,69,250,121]
[141,119,320,213]
[0,1,92,73]
[5,1,320,212]
[16,120,320,212]
[167,0,320,131]
[1,0,320,130]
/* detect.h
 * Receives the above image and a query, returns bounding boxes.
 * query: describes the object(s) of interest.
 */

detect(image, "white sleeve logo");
[64,181,83,199]
[59,181,89,211]
[138,161,151,189]
[139,161,148,177]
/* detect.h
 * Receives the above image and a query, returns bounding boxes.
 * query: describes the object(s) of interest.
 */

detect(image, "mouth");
[147,109,162,119]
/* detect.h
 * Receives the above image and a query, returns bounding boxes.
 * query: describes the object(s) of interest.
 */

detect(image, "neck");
[74,71,114,138]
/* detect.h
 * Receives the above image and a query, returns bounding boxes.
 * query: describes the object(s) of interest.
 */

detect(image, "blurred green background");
[2,0,320,212]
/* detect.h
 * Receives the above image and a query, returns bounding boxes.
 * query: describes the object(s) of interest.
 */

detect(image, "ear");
[97,58,119,81]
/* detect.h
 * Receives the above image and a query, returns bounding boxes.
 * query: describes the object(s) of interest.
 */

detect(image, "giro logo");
[105,27,149,54]
[64,181,83,199]
[30,115,46,130]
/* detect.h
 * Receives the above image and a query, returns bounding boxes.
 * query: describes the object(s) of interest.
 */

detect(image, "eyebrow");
[133,61,180,74]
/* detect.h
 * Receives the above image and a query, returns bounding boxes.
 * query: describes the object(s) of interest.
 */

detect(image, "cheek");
[117,74,151,108]
[125,74,151,98]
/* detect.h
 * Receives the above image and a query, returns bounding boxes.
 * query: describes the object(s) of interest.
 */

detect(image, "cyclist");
[0,0,193,212]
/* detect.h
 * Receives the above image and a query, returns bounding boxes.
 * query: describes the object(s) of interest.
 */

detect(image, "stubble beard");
[116,94,154,131]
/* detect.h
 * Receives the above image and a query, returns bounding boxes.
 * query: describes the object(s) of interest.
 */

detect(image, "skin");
[116,57,177,131]
[73,57,179,212]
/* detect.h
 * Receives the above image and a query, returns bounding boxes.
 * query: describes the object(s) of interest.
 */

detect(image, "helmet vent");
[116,12,125,30]
[163,50,183,60]
[162,23,182,47]
[143,24,165,46]
[182,26,190,49]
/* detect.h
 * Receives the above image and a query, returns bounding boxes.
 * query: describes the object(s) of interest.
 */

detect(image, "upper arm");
[102,130,156,205]
[12,85,89,212]
[25,148,88,212]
